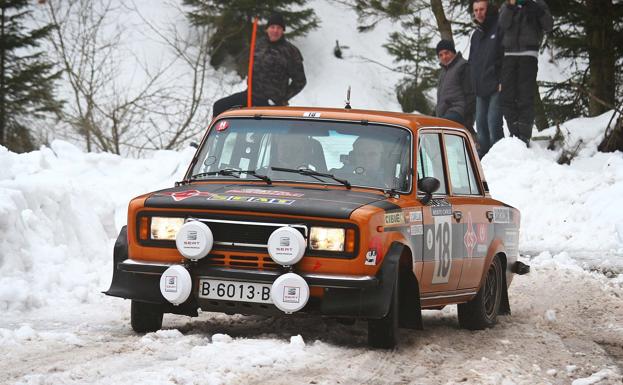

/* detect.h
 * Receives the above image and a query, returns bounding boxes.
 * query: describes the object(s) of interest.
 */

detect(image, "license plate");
[198,278,273,304]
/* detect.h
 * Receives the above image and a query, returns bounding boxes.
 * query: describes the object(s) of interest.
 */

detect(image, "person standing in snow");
[469,0,504,158]
[435,40,476,134]
[212,13,307,118]
[498,0,553,146]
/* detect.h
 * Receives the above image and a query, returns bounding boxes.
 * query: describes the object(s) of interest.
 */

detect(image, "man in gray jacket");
[435,40,476,134]
[499,0,553,145]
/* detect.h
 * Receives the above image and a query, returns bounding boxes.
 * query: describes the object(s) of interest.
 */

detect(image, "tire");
[368,274,399,349]
[131,300,163,333]
[458,256,503,330]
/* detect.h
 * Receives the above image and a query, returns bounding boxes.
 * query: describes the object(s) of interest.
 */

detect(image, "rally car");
[105,106,528,348]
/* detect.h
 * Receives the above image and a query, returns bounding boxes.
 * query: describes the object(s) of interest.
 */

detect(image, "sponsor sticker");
[283,286,301,303]
[426,228,434,250]
[303,112,321,118]
[410,224,423,236]
[408,210,422,223]
[207,194,295,205]
[157,190,214,202]
[431,205,452,216]
[384,212,404,225]
[477,223,488,243]
[164,276,177,292]
[226,188,304,197]
[463,212,477,259]
[493,207,511,223]
[365,249,378,265]
[216,120,229,131]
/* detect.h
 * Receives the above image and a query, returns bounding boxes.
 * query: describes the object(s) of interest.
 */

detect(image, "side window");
[417,133,447,194]
[444,134,481,195]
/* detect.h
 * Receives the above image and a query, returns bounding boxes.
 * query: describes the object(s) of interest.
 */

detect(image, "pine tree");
[0,0,62,153]
[183,0,319,77]
[543,0,623,120]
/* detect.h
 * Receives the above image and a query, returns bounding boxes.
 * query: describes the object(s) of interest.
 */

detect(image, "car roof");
[216,106,465,133]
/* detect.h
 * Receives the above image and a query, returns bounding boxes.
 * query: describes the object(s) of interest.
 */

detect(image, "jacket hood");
[144,183,395,219]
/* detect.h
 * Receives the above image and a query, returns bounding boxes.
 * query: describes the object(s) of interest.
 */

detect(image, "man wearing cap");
[435,40,476,132]
[499,0,553,146]
[212,13,307,118]
[469,0,504,158]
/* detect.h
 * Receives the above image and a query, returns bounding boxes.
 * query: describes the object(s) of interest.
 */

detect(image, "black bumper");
[104,227,402,319]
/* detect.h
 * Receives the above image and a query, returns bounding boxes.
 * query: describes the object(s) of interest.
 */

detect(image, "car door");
[441,132,491,290]
[416,131,463,294]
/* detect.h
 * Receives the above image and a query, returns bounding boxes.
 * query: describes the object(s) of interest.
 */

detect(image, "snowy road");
[1,255,621,385]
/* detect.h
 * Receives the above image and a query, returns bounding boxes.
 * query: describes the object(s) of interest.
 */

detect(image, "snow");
[1,0,622,384]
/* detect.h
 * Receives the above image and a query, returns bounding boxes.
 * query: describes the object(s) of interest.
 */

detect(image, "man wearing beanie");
[212,12,307,117]
[469,0,504,158]
[499,0,552,146]
[435,39,476,133]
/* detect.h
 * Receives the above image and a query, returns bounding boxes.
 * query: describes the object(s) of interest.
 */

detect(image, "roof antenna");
[345,86,352,109]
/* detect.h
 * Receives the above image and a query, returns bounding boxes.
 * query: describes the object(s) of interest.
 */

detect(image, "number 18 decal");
[432,216,453,284]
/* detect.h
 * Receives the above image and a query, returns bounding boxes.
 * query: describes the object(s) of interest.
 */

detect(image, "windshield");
[190,118,412,191]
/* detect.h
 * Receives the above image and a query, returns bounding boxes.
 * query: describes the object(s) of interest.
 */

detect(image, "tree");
[0,0,62,153]
[183,0,319,76]
[543,0,623,120]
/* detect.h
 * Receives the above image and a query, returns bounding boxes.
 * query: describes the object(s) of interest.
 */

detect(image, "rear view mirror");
[417,177,440,205]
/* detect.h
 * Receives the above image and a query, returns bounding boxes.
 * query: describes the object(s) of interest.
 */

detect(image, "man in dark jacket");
[435,40,476,133]
[212,13,307,118]
[469,0,504,158]
[499,0,553,145]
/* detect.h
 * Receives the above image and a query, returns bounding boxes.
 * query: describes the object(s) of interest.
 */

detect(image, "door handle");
[453,210,462,222]
[486,210,494,223]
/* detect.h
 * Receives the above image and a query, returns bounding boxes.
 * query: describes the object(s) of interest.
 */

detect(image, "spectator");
[212,13,307,118]
[499,0,553,146]
[435,40,476,135]
[469,0,504,158]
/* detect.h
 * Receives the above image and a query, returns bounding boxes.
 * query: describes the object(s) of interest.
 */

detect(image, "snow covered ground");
[1,0,622,384]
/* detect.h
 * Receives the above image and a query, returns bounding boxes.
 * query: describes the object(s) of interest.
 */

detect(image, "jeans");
[442,111,464,126]
[500,55,538,143]
[476,91,504,158]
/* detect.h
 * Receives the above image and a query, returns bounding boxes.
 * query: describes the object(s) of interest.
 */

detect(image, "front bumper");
[104,227,401,319]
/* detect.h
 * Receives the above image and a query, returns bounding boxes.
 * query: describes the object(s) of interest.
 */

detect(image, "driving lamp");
[151,217,185,240]
[309,227,345,251]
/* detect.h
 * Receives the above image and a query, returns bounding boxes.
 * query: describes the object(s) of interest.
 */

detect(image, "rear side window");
[444,134,480,195]
[417,133,447,194]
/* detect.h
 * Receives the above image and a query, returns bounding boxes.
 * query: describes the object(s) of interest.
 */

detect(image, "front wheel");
[131,300,163,333]
[458,256,503,330]
[368,275,399,349]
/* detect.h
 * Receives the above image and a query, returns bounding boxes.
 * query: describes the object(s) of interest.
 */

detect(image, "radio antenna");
[345,86,352,109]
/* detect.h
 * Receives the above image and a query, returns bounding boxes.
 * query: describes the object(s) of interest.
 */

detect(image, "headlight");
[309,227,345,251]
[151,217,185,240]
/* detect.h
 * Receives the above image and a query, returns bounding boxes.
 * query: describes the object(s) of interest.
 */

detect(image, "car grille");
[188,217,307,248]
[201,252,281,270]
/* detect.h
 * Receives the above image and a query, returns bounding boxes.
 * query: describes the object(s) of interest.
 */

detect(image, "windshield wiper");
[188,169,272,184]
[271,167,351,189]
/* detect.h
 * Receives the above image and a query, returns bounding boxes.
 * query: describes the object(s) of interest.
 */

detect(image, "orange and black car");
[105,106,529,348]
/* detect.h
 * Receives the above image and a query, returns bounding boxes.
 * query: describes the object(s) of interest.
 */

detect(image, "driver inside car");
[332,137,388,187]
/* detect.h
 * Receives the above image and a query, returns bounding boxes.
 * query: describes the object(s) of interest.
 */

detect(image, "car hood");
[144,183,396,219]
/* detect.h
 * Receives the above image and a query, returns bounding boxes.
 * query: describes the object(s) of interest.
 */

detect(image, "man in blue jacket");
[469,0,504,158]
[499,0,553,146]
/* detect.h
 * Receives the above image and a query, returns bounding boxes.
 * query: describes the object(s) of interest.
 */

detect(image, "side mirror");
[417,177,440,205]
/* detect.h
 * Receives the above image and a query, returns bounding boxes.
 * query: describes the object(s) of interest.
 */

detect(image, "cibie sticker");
[384,212,404,225]
[303,111,321,118]
[216,120,229,131]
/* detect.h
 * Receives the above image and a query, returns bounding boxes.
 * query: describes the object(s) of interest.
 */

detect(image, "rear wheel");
[368,275,399,349]
[458,256,503,330]
[131,300,163,333]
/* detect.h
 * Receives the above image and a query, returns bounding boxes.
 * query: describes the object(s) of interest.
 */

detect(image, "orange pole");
[247,17,259,107]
